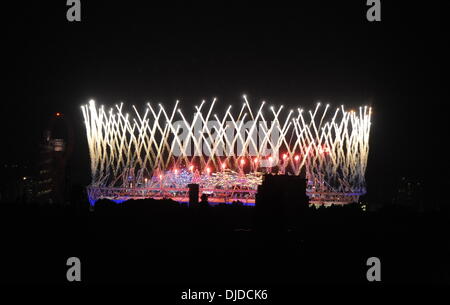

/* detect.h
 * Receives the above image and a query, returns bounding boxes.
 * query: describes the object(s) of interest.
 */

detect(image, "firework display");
[82,97,371,205]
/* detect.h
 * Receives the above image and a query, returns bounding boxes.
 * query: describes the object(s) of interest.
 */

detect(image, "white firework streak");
[81,97,372,204]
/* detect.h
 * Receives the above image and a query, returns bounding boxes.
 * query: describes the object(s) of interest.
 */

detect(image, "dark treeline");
[0,199,448,284]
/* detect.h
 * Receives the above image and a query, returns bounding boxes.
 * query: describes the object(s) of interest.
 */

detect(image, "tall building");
[35,113,73,204]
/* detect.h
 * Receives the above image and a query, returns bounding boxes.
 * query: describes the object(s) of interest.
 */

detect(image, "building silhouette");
[35,113,73,204]
[255,174,309,232]
[393,176,424,211]
[0,163,34,203]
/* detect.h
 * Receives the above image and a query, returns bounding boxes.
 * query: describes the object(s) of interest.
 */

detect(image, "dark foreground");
[0,199,449,285]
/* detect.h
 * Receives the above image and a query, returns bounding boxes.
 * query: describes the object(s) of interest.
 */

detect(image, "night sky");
[3,1,443,204]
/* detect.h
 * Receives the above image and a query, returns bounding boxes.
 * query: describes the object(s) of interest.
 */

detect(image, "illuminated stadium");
[82,97,371,206]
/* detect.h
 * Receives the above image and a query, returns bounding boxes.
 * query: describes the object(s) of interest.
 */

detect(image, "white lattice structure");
[81,97,371,205]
